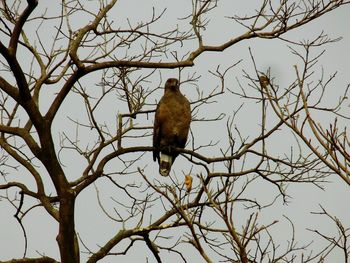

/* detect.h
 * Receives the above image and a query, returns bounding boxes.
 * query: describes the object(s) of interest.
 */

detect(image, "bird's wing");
[153,103,161,162]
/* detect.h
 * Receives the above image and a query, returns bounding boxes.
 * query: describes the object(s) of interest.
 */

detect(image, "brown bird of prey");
[153,78,191,176]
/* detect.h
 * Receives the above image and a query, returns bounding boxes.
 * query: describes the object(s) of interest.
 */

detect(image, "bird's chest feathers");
[159,96,188,118]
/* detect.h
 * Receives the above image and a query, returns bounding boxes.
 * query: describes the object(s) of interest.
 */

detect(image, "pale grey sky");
[0,1,350,262]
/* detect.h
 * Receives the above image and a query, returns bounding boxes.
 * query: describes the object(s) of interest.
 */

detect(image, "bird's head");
[164,78,179,92]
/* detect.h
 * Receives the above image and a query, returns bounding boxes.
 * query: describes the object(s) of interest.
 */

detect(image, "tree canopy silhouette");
[0,1,350,262]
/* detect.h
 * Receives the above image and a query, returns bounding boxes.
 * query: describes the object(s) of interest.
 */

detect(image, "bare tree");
[0,0,349,262]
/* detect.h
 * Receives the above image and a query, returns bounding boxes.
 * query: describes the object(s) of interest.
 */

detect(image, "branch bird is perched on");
[153,78,191,176]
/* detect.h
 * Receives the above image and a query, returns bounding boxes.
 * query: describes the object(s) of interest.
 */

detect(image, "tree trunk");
[35,122,79,262]
[56,190,79,263]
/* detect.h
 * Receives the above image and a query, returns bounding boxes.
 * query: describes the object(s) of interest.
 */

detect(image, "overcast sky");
[1,1,350,262]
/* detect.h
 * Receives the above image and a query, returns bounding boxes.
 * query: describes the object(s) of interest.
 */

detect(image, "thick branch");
[0,257,59,263]
[8,0,38,55]
[0,76,19,100]
[86,229,138,263]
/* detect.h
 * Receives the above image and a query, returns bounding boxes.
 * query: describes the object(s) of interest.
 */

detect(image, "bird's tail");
[159,152,173,176]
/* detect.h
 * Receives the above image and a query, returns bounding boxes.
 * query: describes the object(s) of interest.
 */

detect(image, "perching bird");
[153,78,191,176]
[259,75,270,88]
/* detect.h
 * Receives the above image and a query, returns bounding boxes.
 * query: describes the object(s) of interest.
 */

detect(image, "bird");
[153,78,191,176]
[259,75,270,88]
